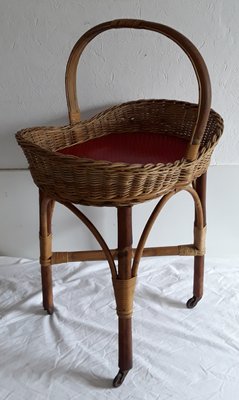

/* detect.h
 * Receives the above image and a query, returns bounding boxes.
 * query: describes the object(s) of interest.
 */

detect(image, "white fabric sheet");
[0,256,239,400]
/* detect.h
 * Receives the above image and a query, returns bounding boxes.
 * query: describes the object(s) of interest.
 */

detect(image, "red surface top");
[57,132,188,164]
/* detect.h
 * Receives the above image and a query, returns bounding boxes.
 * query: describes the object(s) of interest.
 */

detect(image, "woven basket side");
[16,99,223,207]
[28,156,185,206]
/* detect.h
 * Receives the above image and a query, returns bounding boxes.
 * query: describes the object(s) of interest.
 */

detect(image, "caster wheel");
[186,296,201,309]
[113,370,129,388]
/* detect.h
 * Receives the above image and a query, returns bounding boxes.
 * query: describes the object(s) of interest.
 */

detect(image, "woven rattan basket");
[16,19,223,207]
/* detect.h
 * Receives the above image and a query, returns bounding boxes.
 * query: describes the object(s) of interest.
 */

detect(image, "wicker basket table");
[16,19,223,387]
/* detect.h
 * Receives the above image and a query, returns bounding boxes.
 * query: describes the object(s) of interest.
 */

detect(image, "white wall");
[0,0,238,258]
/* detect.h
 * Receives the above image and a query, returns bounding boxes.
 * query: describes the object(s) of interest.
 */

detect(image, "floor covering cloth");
[0,256,239,400]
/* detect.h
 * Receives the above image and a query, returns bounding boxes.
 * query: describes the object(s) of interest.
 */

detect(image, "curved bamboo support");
[62,202,117,279]
[132,185,204,277]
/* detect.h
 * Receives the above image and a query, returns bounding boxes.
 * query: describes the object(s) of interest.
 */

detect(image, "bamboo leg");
[113,206,134,388]
[39,191,54,314]
[187,173,207,309]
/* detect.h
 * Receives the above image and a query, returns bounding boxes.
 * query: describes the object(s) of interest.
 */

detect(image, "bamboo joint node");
[117,246,132,259]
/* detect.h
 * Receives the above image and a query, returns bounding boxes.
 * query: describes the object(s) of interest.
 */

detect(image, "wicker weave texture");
[16,99,223,206]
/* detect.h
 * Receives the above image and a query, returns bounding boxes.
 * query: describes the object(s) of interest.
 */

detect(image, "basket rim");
[16,98,223,170]
[16,98,224,133]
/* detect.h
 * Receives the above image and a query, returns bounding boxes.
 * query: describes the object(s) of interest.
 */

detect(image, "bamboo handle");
[65,19,211,160]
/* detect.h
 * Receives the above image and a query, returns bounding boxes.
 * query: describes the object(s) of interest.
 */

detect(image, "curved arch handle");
[65,19,211,160]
